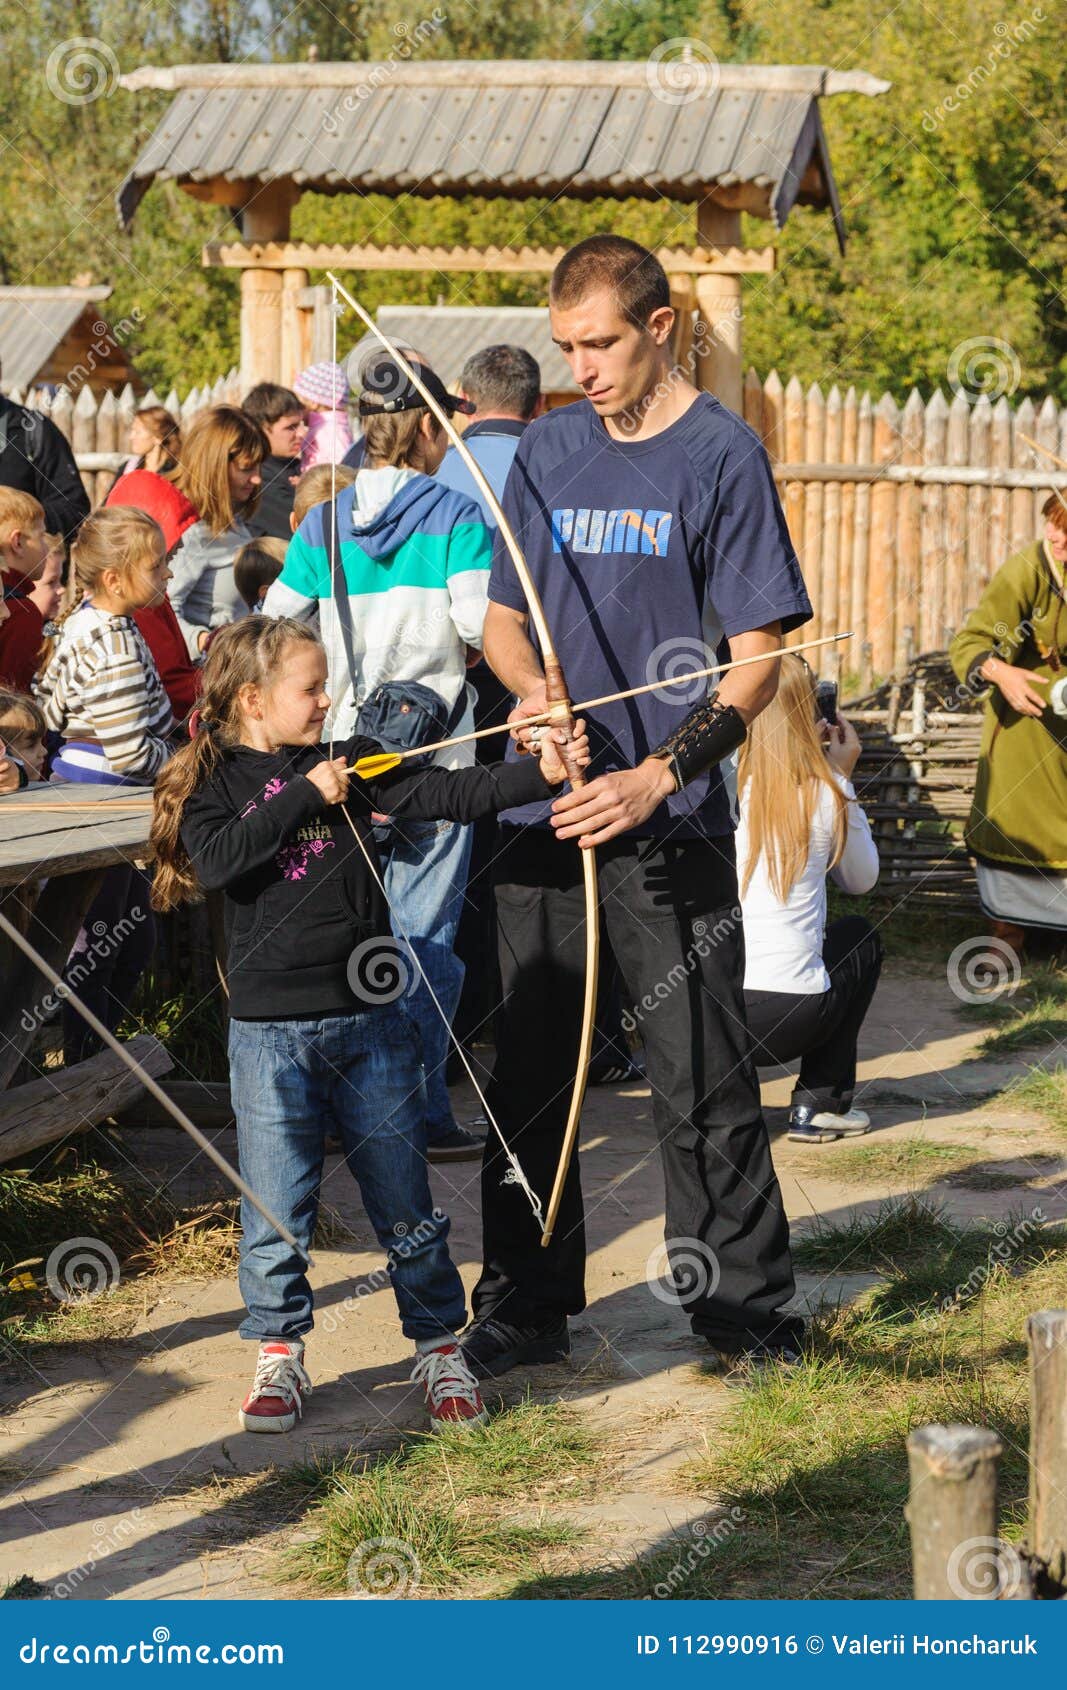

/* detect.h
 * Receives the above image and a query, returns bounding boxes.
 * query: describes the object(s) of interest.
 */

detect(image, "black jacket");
[0,395,90,540]
[246,454,301,540]
[180,738,549,1020]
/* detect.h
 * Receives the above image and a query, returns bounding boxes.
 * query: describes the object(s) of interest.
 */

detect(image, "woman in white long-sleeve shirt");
[737,655,882,1144]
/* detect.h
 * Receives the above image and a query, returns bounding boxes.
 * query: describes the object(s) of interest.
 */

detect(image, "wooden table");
[0,784,170,1159]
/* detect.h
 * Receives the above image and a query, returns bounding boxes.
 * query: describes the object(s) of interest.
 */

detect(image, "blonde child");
[36,506,176,1061]
[0,488,49,694]
[149,616,588,1435]
[291,462,357,532]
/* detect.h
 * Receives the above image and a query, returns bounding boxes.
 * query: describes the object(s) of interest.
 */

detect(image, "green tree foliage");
[0,0,1063,397]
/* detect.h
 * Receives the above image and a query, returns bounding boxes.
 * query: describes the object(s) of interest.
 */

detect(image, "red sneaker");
[411,1343,488,1431]
[239,1342,311,1433]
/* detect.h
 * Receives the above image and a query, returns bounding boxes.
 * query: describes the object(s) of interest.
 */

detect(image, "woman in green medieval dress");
[950,493,1067,947]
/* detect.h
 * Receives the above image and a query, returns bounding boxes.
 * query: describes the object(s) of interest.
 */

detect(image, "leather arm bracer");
[648,694,747,790]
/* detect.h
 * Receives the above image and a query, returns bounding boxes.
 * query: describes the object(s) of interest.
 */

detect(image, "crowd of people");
[0,237,908,1437]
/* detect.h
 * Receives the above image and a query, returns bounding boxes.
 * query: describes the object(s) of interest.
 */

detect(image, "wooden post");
[852,391,873,684]
[239,180,298,390]
[906,1424,1003,1599]
[919,390,949,654]
[897,389,923,667]
[782,377,806,643]
[761,368,783,462]
[94,388,117,508]
[281,266,311,385]
[803,383,826,644]
[694,201,742,413]
[838,387,858,689]
[944,392,971,639]
[668,274,696,381]
[869,391,900,679]
[1035,395,1060,539]
[821,385,842,677]
[968,394,992,597]
[1027,1310,1067,1589]
[1011,397,1037,553]
[72,385,98,504]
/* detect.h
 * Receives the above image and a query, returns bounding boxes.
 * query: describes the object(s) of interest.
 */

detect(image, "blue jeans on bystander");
[228,1006,466,1344]
[380,817,473,1144]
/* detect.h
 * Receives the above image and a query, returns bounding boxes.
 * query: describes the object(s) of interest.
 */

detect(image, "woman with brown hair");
[737,654,882,1144]
[168,406,265,659]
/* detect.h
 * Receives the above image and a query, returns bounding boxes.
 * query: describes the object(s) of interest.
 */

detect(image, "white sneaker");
[239,1341,311,1433]
[810,1108,871,1136]
[411,1342,488,1431]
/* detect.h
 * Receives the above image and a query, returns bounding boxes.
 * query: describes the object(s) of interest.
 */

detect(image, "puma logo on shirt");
[551,507,673,557]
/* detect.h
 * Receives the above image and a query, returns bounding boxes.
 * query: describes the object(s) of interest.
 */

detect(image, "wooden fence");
[744,371,1067,693]
[15,364,1067,700]
[5,372,242,511]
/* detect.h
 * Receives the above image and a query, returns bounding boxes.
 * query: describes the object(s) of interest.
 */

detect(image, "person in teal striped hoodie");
[262,355,491,1162]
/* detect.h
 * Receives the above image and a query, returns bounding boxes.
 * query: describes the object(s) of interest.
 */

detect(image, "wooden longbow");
[328,273,598,1247]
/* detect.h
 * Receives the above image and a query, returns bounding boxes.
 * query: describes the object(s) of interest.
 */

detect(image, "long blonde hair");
[737,654,848,901]
[150,617,323,912]
[173,405,265,536]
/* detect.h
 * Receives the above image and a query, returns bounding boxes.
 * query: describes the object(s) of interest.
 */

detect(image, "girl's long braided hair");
[150,616,323,912]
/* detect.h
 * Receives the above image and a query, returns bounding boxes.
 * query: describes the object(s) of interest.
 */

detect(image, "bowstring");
[322,282,545,1229]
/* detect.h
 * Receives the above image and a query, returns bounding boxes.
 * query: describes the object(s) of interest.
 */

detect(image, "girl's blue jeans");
[228,1007,466,1344]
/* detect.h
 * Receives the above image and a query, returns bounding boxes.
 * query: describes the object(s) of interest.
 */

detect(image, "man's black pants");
[474,826,802,1351]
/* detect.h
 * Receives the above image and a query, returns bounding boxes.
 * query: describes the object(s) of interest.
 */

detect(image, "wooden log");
[803,382,825,643]
[1035,395,1060,539]
[783,376,806,645]
[943,392,971,640]
[50,387,73,447]
[838,387,858,689]
[93,388,118,509]
[906,1424,1003,1599]
[1027,1310,1067,1589]
[851,392,874,684]
[1012,397,1037,552]
[771,463,1067,489]
[0,1035,172,1163]
[114,1078,234,1132]
[669,275,697,382]
[822,386,843,678]
[869,392,900,678]
[897,390,924,669]
[920,390,949,652]
[742,366,763,438]
[967,394,992,598]
[761,368,783,462]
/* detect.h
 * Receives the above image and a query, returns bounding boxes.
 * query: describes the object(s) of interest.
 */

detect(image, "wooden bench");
[0,784,171,1160]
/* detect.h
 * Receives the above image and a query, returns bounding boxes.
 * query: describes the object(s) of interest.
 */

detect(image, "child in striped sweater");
[37,507,176,785]
[36,506,177,1061]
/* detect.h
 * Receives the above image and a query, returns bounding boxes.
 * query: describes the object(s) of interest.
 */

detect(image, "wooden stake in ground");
[906,1424,1003,1599]
[1027,1310,1067,1589]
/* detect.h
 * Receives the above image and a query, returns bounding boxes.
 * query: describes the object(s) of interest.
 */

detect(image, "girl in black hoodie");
[151,616,587,1436]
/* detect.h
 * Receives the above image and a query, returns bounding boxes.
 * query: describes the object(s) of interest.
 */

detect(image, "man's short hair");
[459,345,541,420]
[549,236,671,329]
[242,383,305,428]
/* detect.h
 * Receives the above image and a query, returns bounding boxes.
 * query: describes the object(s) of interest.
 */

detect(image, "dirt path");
[2,963,1064,1599]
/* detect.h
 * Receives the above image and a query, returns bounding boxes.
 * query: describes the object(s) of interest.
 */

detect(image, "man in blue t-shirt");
[460,235,813,1381]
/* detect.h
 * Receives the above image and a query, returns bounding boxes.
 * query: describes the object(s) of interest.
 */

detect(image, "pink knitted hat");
[294,361,349,410]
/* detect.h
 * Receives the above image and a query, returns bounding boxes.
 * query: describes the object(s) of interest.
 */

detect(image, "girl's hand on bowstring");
[307,757,350,805]
[536,718,591,786]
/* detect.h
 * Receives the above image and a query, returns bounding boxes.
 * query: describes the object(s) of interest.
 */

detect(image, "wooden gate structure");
[117,58,888,404]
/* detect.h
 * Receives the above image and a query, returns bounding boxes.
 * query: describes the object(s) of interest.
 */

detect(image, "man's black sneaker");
[427,1125,486,1163]
[460,1314,570,1379]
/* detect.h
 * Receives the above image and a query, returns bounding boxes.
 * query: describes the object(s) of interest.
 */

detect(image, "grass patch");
[957,964,1067,1056]
[119,976,228,1083]
[2,1576,48,1600]
[993,1064,1067,1133]
[516,1205,1067,1600]
[792,1194,962,1271]
[280,1401,594,1596]
[825,889,975,966]
[0,1158,171,1277]
[827,1137,979,1185]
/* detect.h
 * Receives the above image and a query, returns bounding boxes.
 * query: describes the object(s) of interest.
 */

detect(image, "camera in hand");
[815,679,839,726]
